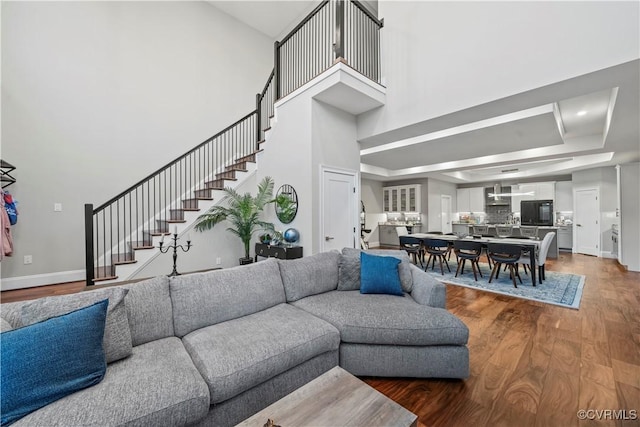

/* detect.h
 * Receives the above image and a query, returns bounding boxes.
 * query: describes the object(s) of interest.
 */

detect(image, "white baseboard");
[1,270,85,291]
[601,251,616,259]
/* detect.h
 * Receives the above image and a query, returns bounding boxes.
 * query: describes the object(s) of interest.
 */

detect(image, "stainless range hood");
[485,184,511,206]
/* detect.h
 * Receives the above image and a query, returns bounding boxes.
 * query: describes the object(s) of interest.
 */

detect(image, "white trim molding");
[1,270,85,291]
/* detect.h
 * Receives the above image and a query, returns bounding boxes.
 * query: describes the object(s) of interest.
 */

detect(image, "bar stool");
[487,243,522,288]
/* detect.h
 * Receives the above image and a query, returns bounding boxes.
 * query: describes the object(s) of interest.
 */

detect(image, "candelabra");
[158,227,192,277]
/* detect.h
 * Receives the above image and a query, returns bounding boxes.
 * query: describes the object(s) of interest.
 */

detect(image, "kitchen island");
[378,223,422,247]
[451,223,559,259]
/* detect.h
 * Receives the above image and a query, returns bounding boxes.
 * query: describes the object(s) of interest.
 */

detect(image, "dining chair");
[487,243,522,288]
[453,240,484,281]
[423,238,451,275]
[518,231,555,285]
[399,235,424,267]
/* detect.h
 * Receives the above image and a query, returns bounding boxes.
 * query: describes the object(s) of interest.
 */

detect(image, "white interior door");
[441,195,452,233]
[574,188,599,256]
[321,168,357,252]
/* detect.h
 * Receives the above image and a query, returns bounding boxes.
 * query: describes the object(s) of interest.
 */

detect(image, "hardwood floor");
[364,253,640,427]
[1,253,638,426]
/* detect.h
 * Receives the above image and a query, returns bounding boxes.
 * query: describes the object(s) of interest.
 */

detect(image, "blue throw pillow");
[1,299,109,426]
[360,252,403,296]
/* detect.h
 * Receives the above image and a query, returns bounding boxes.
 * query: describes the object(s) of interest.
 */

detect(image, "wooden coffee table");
[236,366,418,427]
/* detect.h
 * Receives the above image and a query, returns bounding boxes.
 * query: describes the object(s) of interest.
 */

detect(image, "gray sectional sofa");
[0,249,469,426]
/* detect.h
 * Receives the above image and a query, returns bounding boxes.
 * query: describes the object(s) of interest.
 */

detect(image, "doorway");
[441,195,452,234]
[574,188,599,256]
[321,167,358,252]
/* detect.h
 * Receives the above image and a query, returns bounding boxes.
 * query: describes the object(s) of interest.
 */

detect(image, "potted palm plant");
[195,176,275,265]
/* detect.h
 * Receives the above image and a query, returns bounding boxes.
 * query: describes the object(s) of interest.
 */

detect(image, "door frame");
[319,165,359,253]
[573,187,600,256]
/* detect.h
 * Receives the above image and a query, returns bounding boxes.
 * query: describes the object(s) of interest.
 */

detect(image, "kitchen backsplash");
[484,205,512,224]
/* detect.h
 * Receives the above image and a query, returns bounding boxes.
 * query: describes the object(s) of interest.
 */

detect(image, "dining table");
[411,233,541,285]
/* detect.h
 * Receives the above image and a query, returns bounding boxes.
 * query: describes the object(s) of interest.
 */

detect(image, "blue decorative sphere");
[283,228,300,243]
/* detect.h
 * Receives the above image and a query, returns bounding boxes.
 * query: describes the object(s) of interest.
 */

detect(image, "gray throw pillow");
[337,255,361,291]
[342,247,413,293]
[21,287,132,363]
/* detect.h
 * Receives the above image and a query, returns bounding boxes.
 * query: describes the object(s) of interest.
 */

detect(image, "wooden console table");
[255,243,303,262]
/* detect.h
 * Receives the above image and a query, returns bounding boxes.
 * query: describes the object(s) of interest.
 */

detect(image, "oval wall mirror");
[275,184,298,224]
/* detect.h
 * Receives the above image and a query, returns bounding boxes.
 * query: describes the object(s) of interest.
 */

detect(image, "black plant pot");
[239,257,254,265]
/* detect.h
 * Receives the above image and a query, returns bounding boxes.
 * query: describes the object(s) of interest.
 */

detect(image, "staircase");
[85,0,383,285]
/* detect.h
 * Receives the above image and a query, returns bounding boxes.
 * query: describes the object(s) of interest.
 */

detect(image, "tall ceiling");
[207,1,639,185]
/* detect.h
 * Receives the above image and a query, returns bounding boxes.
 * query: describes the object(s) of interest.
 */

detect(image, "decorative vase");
[283,228,300,244]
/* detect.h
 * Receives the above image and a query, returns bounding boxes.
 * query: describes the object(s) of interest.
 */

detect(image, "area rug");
[427,262,586,309]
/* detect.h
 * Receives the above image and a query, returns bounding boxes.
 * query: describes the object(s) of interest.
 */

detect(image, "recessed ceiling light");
[577,110,587,116]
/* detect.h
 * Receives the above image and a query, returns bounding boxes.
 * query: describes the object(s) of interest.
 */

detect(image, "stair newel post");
[255,93,262,151]
[334,0,345,61]
[274,40,281,101]
[84,203,95,286]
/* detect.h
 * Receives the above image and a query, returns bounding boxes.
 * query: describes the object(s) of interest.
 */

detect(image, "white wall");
[426,179,458,232]
[1,1,273,283]
[256,77,362,255]
[619,163,640,271]
[572,167,618,256]
[360,178,384,246]
[359,1,639,140]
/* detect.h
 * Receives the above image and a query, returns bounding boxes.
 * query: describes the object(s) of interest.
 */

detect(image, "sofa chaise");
[0,249,469,426]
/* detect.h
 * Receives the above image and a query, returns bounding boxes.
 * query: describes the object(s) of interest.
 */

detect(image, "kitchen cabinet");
[379,225,401,246]
[512,182,556,213]
[383,185,421,212]
[557,225,573,250]
[555,181,573,212]
[456,187,484,212]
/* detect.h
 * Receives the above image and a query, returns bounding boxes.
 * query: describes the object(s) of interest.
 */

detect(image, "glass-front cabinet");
[383,184,421,213]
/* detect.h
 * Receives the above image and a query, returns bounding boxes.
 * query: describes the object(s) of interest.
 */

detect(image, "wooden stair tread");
[132,245,154,250]
[195,196,213,201]
[182,208,200,211]
[165,219,187,223]
[149,231,171,236]
[113,259,137,266]
[93,275,118,282]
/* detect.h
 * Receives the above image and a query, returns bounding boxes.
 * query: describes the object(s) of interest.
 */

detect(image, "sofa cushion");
[337,254,360,291]
[12,337,209,427]
[170,258,286,337]
[122,276,174,346]
[182,303,340,404]
[291,290,469,346]
[342,248,413,293]
[20,287,132,363]
[359,252,403,296]
[0,317,12,332]
[1,300,108,426]
[278,251,340,302]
